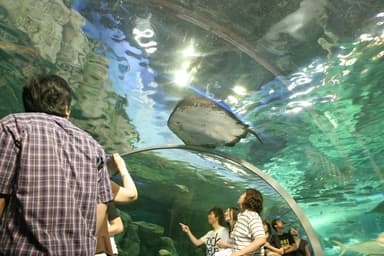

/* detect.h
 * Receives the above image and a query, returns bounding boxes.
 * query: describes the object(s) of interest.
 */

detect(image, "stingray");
[333,233,384,256]
[167,96,263,147]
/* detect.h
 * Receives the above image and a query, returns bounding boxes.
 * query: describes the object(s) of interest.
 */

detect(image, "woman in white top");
[230,188,266,256]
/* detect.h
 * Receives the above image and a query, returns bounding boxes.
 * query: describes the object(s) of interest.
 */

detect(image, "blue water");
[73,2,384,254]
[0,1,383,255]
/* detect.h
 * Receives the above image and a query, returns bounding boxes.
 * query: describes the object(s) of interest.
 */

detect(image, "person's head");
[271,218,284,231]
[207,207,224,226]
[237,188,263,213]
[224,207,239,223]
[263,220,272,239]
[290,226,299,237]
[23,74,72,118]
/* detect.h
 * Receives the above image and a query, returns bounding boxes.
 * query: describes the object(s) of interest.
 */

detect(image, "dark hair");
[227,207,239,221]
[271,218,282,231]
[226,207,240,232]
[208,207,224,226]
[23,74,72,117]
[242,188,263,214]
[263,220,272,239]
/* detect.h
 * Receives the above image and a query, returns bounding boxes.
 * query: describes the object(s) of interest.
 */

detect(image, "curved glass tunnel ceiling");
[117,146,322,254]
[0,0,384,255]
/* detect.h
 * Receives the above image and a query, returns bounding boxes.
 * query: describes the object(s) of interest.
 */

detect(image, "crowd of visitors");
[180,188,311,256]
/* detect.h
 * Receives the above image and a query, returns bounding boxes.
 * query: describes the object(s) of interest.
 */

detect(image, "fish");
[333,233,384,256]
[167,96,263,147]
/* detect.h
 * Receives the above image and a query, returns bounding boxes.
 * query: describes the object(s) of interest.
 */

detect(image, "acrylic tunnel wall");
[0,0,384,256]
[114,145,322,255]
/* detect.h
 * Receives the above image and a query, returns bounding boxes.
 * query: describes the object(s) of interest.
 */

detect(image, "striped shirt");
[0,113,113,255]
[231,210,265,256]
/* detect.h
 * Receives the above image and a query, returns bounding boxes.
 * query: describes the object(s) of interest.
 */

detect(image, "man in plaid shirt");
[0,74,113,255]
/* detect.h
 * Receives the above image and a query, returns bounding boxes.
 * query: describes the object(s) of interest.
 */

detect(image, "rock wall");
[0,0,138,153]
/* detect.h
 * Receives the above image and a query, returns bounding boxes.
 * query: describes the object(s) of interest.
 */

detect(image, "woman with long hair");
[216,207,240,255]
[225,207,240,233]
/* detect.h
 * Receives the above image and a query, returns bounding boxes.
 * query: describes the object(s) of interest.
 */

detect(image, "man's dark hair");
[23,74,72,117]
[208,207,225,226]
[271,218,282,231]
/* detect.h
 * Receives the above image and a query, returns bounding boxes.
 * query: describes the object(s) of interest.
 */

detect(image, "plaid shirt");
[0,113,113,255]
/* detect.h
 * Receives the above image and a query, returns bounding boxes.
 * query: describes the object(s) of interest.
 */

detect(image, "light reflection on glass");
[357,33,375,42]
[182,43,199,57]
[132,27,158,54]
[289,87,315,99]
[285,107,303,114]
[313,63,329,73]
[173,69,190,87]
[173,44,200,87]
[372,50,384,60]
[324,111,338,128]
[288,72,312,91]
[285,103,312,114]
[326,75,341,86]
[226,95,239,105]
[337,49,355,59]
[232,85,247,96]
[342,70,351,76]
[339,57,357,66]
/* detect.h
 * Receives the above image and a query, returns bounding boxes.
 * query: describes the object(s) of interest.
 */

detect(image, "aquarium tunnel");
[0,1,383,255]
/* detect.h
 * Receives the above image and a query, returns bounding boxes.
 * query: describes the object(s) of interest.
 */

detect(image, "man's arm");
[96,203,108,235]
[179,223,204,246]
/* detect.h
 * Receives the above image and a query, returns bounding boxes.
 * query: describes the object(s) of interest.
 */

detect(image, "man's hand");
[179,222,190,233]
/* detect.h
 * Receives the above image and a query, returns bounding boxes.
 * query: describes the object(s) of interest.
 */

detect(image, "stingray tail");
[333,240,347,256]
[247,128,264,144]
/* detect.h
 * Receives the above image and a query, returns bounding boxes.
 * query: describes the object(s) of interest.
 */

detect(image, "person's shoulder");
[282,232,293,238]
[205,229,216,236]
[13,113,73,130]
[0,113,17,124]
[7,112,56,123]
[0,112,38,126]
[243,209,260,218]
[218,226,229,233]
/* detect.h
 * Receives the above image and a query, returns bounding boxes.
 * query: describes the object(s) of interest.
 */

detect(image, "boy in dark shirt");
[270,219,297,256]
